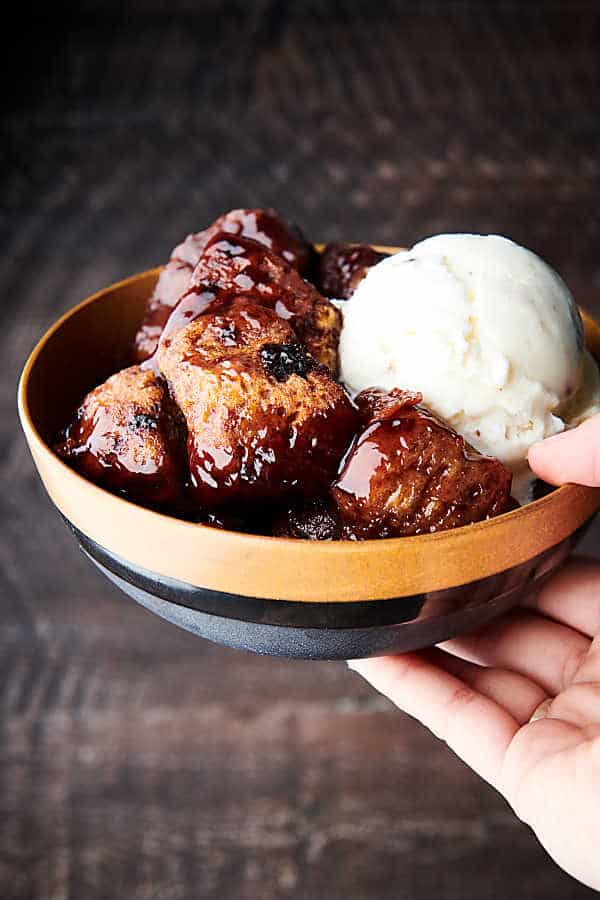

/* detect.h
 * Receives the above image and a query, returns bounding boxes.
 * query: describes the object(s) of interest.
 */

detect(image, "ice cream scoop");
[338,234,596,502]
[558,350,600,427]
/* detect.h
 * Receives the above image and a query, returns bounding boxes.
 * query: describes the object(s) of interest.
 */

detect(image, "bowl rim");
[17,262,600,603]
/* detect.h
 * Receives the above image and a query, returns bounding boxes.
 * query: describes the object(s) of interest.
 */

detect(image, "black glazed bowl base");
[92,558,538,659]
[75,523,581,660]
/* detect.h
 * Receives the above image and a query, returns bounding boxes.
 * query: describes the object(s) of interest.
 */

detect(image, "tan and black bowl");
[18,263,600,659]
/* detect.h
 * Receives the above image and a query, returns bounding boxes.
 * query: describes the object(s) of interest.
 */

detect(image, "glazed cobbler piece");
[158,233,341,374]
[158,301,357,508]
[59,209,600,540]
[57,365,186,509]
[331,389,513,539]
[134,208,313,362]
[133,236,205,363]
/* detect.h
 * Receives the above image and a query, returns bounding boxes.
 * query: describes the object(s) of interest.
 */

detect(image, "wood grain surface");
[2,3,600,898]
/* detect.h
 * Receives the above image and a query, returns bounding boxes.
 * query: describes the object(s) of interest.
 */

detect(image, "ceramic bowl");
[18,258,600,659]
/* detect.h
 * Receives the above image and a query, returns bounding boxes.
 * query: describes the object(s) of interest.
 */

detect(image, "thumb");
[528,413,600,487]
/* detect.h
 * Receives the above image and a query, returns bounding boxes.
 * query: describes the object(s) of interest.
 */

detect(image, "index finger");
[528,413,600,487]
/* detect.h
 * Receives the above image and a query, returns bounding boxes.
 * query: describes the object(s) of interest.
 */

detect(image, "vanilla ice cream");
[559,350,600,427]
[338,234,596,502]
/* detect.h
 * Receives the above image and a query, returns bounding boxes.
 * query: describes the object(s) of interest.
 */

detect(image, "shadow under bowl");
[18,264,600,659]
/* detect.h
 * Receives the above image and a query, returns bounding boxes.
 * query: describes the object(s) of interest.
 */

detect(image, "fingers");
[348,652,519,788]
[440,610,591,695]
[528,412,600,487]
[522,557,600,638]
[541,680,600,726]
[570,633,600,685]
[437,653,547,724]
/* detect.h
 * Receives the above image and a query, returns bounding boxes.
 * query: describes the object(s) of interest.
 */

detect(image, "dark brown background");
[3,2,600,897]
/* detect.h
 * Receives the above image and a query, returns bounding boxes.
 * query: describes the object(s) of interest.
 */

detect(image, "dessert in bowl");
[18,209,600,658]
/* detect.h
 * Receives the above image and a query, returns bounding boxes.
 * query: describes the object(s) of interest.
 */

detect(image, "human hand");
[348,414,600,890]
[528,410,600,488]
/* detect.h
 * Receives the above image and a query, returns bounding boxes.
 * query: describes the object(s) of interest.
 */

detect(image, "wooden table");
[2,3,599,897]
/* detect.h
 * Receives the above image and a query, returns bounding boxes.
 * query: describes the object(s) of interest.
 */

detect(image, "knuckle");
[560,642,588,689]
[447,684,478,711]
[441,685,478,735]
[392,653,429,681]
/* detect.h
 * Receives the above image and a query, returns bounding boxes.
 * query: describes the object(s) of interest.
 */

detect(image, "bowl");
[18,257,600,659]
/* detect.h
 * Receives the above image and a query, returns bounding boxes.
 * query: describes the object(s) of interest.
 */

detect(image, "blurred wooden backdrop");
[2,2,600,897]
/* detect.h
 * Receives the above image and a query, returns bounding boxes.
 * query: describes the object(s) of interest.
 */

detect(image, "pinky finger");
[348,652,519,790]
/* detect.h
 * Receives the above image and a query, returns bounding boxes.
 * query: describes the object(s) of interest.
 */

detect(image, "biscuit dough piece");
[158,301,357,508]
[133,208,312,361]
[332,388,512,539]
[180,234,341,373]
[57,365,186,508]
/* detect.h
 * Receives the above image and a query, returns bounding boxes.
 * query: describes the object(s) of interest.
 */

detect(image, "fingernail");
[529,698,552,722]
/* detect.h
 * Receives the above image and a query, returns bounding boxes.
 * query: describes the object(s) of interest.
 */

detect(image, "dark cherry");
[531,480,556,501]
[316,242,388,299]
[271,496,342,540]
[260,343,315,382]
